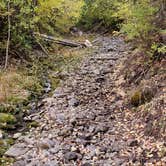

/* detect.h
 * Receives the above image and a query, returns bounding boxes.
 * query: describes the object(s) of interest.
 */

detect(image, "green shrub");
[80,0,165,57]
[0,0,84,58]
[121,0,166,57]
[79,0,124,30]
[0,113,16,125]
[121,0,157,40]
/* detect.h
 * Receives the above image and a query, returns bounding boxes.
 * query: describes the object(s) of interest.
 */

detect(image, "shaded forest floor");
[1,34,166,166]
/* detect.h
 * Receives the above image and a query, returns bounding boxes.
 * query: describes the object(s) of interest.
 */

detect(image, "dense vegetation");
[0,0,165,64]
[0,0,84,66]
[80,0,165,56]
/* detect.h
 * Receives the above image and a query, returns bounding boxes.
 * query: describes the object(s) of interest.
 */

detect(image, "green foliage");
[80,0,165,56]
[0,0,165,59]
[27,121,39,128]
[0,0,36,54]
[80,0,124,30]
[0,113,16,124]
[121,0,157,40]
[0,0,84,57]
[36,0,84,33]
[120,0,165,56]
[151,43,166,54]
[0,113,16,129]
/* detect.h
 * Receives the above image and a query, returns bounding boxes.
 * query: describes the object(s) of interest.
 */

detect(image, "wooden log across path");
[33,33,92,48]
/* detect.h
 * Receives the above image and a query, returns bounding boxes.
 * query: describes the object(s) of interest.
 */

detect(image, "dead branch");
[33,33,91,48]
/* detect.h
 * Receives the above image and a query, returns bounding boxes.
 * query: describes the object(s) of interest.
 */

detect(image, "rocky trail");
[5,36,166,166]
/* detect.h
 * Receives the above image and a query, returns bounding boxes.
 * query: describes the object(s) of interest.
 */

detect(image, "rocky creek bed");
[3,36,166,166]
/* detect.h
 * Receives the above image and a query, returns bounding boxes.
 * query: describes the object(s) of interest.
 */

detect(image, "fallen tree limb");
[33,33,90,48]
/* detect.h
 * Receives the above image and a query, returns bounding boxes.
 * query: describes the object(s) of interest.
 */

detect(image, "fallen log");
[33,33,92,48]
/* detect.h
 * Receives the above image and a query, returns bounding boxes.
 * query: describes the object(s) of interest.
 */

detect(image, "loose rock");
[8,36,163,166]
[64,152,79,161]
[5,144,28,157]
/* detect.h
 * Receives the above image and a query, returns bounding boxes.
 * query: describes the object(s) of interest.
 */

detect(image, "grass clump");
[27,121,39,128]
[0,139,15,165]
[0,113,17,130]
[131,91,142,107]
[0,113,16,124]
[0,69,41,106]
[131,87,155,107]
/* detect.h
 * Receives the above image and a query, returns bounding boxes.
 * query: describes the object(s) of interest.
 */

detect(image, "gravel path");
[5,36,165,166]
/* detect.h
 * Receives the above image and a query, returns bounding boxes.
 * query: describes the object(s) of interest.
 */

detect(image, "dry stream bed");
[1,35,166,165]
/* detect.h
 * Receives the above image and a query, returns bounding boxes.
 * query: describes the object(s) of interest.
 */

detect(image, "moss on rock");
[131,87,155,107]
[0,113,16,124]
[131,91,142,107]
[27,121,39,128]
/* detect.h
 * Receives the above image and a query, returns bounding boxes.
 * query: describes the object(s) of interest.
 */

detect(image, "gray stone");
[56,113,65,124]
[109,142,124,153]
[82,163,92,166]
[6,37,133,165]
[70,117,77,126]
[49,147,60,154]
[13,133,22,139]
[13,160,27,166]
[0,130,3,139]
[45,160,59,166]
[26,160,41,166]
[84,40,92,47]
[95,125,109,134]
[99,146,107,153]
[58,127,72,137]
[64,152,79,161]
[5,144,29,157]
[44,82,51,93]
[93,69,100,75]
[53,88,64,98]
[114,158,126,165]
[78,133,93,141]
[128,139,138,147]
[95,76,105,83]
[68,98,79,107]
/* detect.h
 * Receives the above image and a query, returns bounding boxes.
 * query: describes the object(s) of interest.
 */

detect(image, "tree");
[0,0,84,63]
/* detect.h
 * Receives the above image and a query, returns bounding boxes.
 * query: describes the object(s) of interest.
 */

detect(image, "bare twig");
[4,0,11,69]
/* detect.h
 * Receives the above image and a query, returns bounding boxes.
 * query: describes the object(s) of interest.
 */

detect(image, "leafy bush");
[80,0,165,56]
[80,0,124,30]
[36,0,84,33]
[0,0,84,59]
[121,0,165,56]
[0,0,165,60]
[121,1,157,40]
